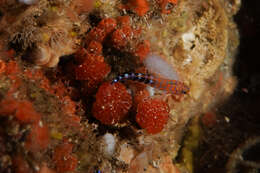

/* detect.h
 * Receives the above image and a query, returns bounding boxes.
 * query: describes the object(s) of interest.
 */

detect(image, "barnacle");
[7,6,43,50]
[10,25,39,50]
[2,0,83,67]
[26,17,77,67]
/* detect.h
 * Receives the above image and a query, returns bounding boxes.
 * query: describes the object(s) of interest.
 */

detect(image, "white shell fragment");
[103,133,116,156]
[19,0,38,5]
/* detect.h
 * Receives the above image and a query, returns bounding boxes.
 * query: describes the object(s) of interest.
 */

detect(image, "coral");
[92,82,132,125]
[0,97,18,115]
[0,99,49,153]
[0,98,42,124]
[71,0,94,14]
[110,16,139,49]
[129,153,181,173]
[0,60,6,75]
[97,18,117,35]
[110,28,130,48]
[29,17,76,67]
[74,18,129,93]
[74,48,88,64]
[86,40,103,55]
[75,54,111,91]
[86,27,107,43]
[5,60,20,76]
[116,16,131,27]
[2,1,81,67]
[84,17,117,45]
[111,27,133,49]
[53,140,78,173]
[201,112,217,127]
[25,122,50,152]
[135,40,150,62]
[12,155,32,173]
[158,0,178,14]
[15,100,41,123]
[10,25,39,50]
[38,164,56,173]
[0,0,241,172]
[128,150,150,173]
[136,98,169,134]
[107,15,140,49]
[63,96,77,115]
[62,96,81,128]
[127,0,149,16]
[133,88,150,109]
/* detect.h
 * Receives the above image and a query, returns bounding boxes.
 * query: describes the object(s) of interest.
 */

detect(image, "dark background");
[195,0,260,172]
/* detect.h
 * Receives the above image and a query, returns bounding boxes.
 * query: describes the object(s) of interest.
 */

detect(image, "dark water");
[195,0,260,172]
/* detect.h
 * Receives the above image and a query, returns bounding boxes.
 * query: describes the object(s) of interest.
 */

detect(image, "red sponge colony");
[92,82,132,125]
[136,98,169,134]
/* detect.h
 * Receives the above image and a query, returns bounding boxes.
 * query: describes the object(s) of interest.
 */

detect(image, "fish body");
[112,72,189,94]
[152,77,189,94]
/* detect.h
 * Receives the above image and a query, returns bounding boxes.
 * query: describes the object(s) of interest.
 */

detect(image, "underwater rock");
[0,0,240,172]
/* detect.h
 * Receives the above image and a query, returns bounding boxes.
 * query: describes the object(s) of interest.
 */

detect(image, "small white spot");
[183,55,193,65]
[127,89,132,95]
[146,86,155,96]
[34,165,40,171]
[152,160,159,168]
[39,121,43,127]
[224,116,230,123]
[103,133,116,156]
[12,92,19,99]
[182,29,195,50]
[19,0,38,5]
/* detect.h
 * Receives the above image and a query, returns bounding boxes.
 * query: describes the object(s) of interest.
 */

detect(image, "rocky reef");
[0,0,240,172]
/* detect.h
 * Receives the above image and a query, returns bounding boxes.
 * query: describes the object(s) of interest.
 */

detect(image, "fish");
[111,72,189,94]
[112,53,189,94]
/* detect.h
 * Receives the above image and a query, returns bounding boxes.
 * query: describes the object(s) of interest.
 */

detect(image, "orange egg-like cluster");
[158,0,178,14]
[53,140,78,173]
[92,82,132,125]
[128,0,149,16]
[136,98,169,134]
